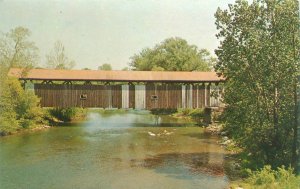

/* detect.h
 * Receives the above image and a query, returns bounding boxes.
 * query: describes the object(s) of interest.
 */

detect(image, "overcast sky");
[0,0,237,70]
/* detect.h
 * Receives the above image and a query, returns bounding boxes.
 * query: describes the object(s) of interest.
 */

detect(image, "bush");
[173,108,210,125]
[178,108,193,116]
[46,107,87,122]
[0,111,19,135]
[150,108,177,115]
[245,165,300,189]
[0,78,45,134]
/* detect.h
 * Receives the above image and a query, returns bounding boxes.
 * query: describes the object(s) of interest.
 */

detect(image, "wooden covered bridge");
[9,68,224,110]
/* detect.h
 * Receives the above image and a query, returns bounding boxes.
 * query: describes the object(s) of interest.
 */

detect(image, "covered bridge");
[8,68,224,109]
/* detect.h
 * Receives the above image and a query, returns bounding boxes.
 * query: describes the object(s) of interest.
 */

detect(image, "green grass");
[230,166,300,189]
[45,107,87,123]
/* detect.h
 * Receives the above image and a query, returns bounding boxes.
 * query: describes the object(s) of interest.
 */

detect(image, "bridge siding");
[129,85,135,109]
[34,83,219,109]
[121,85,129,109]
[206,85,211,107]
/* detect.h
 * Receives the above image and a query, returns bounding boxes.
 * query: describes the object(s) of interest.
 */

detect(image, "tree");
[0,77,44,135]
[46,41,75,70]
[98,63,112,70]
[129,37,215,71]
[215,0,299,169]
[0,27,39,74]
[0,27,43,135]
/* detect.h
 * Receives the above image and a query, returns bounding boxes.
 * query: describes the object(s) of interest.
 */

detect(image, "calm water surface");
[0,110,229,189]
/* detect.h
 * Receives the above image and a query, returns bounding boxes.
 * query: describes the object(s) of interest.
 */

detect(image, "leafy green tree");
[46,40,75,70]
[98,63,112,70]
[0,27,39,80]
[0,78,44,135]
[215,0,299,169]
[0,27,39,70]
[0,27,44,135]
[130,37,215,71]
[0,79,19,135]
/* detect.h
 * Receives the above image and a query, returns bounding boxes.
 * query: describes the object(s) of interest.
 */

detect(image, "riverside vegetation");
[0,27,86,135]
[0,76,87,136]
[214,0,300,188]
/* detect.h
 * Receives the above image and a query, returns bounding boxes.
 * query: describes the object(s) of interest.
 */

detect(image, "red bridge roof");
[8,68,224,83]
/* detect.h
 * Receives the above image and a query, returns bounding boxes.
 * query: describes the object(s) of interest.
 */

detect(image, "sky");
[0,0,236,70]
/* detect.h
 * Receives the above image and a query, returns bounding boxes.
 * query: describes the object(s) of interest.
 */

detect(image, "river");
[0,110,229,189]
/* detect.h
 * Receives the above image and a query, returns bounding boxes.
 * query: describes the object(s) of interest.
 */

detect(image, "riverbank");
[150,107,214,126]
[0,123,53,136]
[0,107,88,137]
[204,123,300,189]
[44,107,87,123]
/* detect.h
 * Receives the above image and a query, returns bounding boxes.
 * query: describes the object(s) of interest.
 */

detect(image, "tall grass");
[242,165,300,189]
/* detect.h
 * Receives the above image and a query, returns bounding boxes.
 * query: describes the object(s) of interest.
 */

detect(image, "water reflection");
[0,111,229,189]
[84,111,195,129]
[135,152,225,177]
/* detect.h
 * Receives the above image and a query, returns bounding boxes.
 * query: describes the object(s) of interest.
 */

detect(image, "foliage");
[98,63,112,70]
[150,108,178,115]
[215,0,300,168]
[46,107,87,122]
[129,37,215,71]
[46,40,75,70]
[172,108,210,125]
[188,108,212,125]
[243,165,300,189]
[0,78,44,135]
[0,27,44,135]
[0,26,39,73]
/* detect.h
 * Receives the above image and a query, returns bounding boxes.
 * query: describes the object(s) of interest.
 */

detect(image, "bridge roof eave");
[8,68,225,83]
[19,78,224,84]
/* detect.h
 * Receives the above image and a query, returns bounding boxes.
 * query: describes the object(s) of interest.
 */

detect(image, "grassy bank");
[150,108,213,126]
[44,107,87,124]
[229,166,300,189]
[215,126,300,189]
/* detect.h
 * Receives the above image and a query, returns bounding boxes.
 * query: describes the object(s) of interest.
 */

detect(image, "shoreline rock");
[205,123,223,135]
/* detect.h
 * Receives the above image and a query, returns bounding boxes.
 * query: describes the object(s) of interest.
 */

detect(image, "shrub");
[47,107,87,122]
[245,165,300,189]
[150,108,177,115]
[0,78,45,134]
[173,108,210,125]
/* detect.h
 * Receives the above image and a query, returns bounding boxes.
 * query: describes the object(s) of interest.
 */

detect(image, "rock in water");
[148,132,156,136]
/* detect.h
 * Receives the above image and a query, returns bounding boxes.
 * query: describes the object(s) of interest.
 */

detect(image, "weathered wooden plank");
[33,83,220,109]
[128,85,133,108]
[122,85,129,109]
[145,84,154,109]
[206,85,210,107]
[198,84,205,108]
[192,85,198,108]
[135,85,146,109]
[111,85,121,108]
